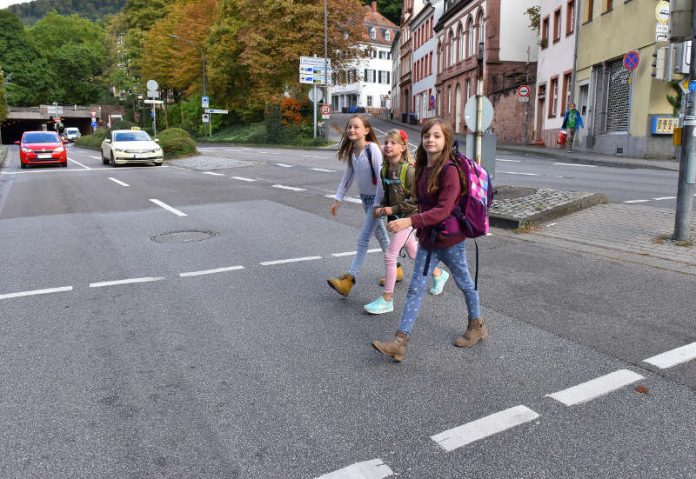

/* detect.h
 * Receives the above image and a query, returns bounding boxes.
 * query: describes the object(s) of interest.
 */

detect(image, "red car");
[16,131,68,168]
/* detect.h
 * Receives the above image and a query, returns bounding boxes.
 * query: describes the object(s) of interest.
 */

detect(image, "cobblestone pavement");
[491,188,604,225]
[504,203,696,274]
[168,155,257,170]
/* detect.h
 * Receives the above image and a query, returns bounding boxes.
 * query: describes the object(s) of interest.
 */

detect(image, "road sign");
[202,114,210,123]
[655,0,670,24]
[91,111,96,117]
[91,120,97,128]
[689,80,696,92]
[202,96,209,108]
[300,56,332,68]
[299,56,333,85]
[205,108,229,114]
[464,96,494,131]
[623,50,640,71]
[516,85,530,97]
[308,89,324,103]
[679,78,691,93]
[656,23,669,42]
[146,79,159,91]
[143,99,164,104]
[320,104,332,115]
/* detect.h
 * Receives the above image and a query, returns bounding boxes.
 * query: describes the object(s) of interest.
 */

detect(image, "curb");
[0,145,7,168]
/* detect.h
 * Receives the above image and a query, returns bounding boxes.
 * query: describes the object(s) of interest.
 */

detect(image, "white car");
[62,127,81,142]
[101,129,164,167]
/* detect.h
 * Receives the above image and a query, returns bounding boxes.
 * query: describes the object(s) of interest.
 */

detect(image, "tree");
[379,0,401,26]
[0,67,8,123]
[524,5,541,34]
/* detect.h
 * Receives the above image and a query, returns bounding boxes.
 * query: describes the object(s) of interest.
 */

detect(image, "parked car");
[16,131,68,169]
[61,127,81,142]
[100,128,163,167]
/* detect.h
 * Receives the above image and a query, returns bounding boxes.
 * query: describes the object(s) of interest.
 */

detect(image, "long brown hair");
[337,114,380,163]
[414,118,463,197]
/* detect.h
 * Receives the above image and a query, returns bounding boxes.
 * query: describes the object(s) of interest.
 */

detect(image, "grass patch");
[514,221,542,233]
[652,234,693,247]
[205,122,330,147]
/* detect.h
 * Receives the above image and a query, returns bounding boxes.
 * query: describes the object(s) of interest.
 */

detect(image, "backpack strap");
[365,143,377,185]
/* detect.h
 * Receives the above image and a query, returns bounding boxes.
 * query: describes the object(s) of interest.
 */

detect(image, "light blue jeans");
[349,194,390,278]
[399,241,481,335]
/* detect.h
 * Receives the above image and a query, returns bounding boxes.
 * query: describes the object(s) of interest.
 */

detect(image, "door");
[576,83,589,146]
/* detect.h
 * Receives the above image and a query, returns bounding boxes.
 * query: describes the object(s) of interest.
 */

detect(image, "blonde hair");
[384,129,413,165]
[414,118,465,197]
[337,114,379,163]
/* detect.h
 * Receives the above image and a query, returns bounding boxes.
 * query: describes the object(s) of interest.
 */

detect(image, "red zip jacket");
[409,164,467,249]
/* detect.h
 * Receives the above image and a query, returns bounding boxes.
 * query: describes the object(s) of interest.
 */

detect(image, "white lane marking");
[315,459,394,479]
[276,163,293,167]
[325,194,363,204]
[311,167,336,173]
[149,199,187,217]
[367,248,382,253]
[0,286,73,300]
[198,147,216,151]
[1,166,170,175]
[554,162,597,168]
[624,199,650,204]
[108,177,130,187]
[89,155,102,160]
[231,176,257,182]
[498,171,539,176]
[546,369,644,406]
[272,184,306,192]
[260,256,322,266]
[431,406,539,452]
[89,277,165,288]
[68,157,91,169]
[179,265,244,278]
[332,251,357,257]
[643,342,696,369]
[545,222,557,228]
[496,158,521,163]
[202,171,225,176]
[652,196,676,201]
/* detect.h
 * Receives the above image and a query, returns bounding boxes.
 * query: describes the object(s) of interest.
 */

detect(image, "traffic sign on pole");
[623,51,640,71]
[320,104,332,115]
[205,108,229,114]
[516,85,531,97]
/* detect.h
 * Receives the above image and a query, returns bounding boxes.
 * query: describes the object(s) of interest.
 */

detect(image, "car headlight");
[21,147,33,153]
[53,146,64,153]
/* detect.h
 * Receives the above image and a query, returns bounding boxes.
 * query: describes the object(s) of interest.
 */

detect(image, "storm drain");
[151,230,216,244]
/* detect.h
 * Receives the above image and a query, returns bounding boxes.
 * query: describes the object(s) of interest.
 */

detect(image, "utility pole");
[674,1,696,241]
[324,0,329,141]
[524,46,530,145]
[475,41,484,165]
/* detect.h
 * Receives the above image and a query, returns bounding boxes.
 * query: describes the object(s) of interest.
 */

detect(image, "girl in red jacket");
[371,118,485,362]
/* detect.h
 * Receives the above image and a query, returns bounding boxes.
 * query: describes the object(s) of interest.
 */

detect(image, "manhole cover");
[151,230,216,244]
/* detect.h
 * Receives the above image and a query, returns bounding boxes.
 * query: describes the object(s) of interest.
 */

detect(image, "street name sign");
[144,99,164,104]
[205,109,229,114]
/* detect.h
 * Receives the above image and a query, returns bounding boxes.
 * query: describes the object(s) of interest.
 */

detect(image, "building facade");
[575,0,674,158]
[534,0,578,146]
[331,2,399,114]
[433,0,538,141]
[411,0,444,122]
[398,0,428,121]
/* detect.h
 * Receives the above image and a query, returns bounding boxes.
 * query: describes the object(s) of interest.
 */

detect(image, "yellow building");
[575,0,676,159]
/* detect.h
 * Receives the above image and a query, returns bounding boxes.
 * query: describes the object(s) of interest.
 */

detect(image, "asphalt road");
[0,144,694,478]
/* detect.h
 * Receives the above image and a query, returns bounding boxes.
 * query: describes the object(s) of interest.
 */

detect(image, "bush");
[75,127,108,149]
[156,128,197,159]
[264,102,283,144]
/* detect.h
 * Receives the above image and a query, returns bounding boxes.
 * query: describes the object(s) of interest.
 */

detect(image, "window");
[370,27,376,40]
[566,0,575,35]
[367,96,373,107]
[548,76,559,117]
[604,0,612,11]
[477,12,485,47]
[467,18,475,57]
[541,16,550,48]
[428,52,433,75]
[553,8,562,43]
[561,72,572,114]
[385,29,391,41]
[585,0,594,22]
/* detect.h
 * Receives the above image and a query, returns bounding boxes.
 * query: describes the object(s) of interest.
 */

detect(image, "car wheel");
[20,163,27,169]
[156,161,163,166]
[111,154,119,168]
[61,162,68,167]
[102,153,109,165]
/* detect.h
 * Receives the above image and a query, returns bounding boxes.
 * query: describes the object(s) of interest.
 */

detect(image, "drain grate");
[151,230,216,244]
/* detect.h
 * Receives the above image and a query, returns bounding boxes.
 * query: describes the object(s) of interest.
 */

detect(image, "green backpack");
[380,162,411,194]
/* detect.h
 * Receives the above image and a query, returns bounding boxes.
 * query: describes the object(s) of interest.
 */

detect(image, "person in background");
[561,102,584,153]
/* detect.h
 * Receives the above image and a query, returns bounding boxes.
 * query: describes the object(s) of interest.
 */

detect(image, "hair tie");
[399,130,408,144]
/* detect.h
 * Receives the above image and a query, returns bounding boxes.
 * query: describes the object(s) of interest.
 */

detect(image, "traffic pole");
[674,0,696,241]
[475,42,484,165]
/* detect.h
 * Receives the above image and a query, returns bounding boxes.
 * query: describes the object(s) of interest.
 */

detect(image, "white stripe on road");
[624,199,650,204]
[652,196,676,201]
[554,162,597,168]
[546,369,644,406]
[0,286,73,300]
[643,342,696,369]
[231,176,257,182]
[68,157,91,169]
[149,199,187,216]
[108,177,130,187]
[272,184,306,192]
[179,265,245,277]
[2,166,169,175]
[325,194,363,204]
[276,163,293,167]
[89,155,102,160]
[367,248,382,253]
[498,171,539,176]
[332,251,357,257]
[496,158,521,163]
[431,405,539,452]
[315,459,394,479]
[202,171,225,176]
[260,256,322,266]
[311,167,336,173]
[89,277,165,288]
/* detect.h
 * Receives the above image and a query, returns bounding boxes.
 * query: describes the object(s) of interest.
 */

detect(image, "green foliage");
[264,102,283,144]
[8,0,127,24]
[667,81,682,116]
[378,0,402,26]
[525,5,541,34]
[0,69,7,123]
[110,119,136,130]
[167,95,223,137]
[75,126,109,149]
[156,127,197,159]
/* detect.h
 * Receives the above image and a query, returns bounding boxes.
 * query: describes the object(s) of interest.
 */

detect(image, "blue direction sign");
[689,81,696,92]
[623,51,640,71]
[91,120,97,128]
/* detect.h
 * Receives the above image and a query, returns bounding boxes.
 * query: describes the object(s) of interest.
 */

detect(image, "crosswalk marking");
[260,256,322,266]
[644,342,696,369]
[272,184,306,192]
[546,369,643,406]
[231,176,257,182]
[315,459,393,479]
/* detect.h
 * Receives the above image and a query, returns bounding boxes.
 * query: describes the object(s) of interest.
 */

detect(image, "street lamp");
[167,34,208,137]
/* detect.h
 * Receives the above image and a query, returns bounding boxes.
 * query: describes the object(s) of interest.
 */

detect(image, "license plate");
[37,154,52,159]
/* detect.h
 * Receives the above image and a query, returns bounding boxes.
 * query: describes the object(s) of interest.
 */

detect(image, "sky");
[0,0,33,8]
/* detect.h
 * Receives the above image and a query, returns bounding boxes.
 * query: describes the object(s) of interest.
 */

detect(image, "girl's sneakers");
[364,296,394,315]
[327,273,355,297]
[429,269,450,295]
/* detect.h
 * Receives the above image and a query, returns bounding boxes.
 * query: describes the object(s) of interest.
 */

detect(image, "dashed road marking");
[624,199,650,204]
[496,158,521,163]
[554,162,597,168]
[89,277,166,288]
[0,286,73,300]
[272,184,306,192]
[315,459,394,479]
[644,342,696,369]
[332,251,358,257]
[68,157,91,169]
[325,194,363,204]
[431,405,539,452]
[231,176,257,182]
[311,167,336,173]
[179,265,245,277]
[546,369,643,406]
[108,177,130,187]
[260,256,322,266]
[89,155,102,160]
[498,171,539,176]
[149,199,187,217]
[652,196,676,201]
[202,171,225,176]
[276,163,293,167]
